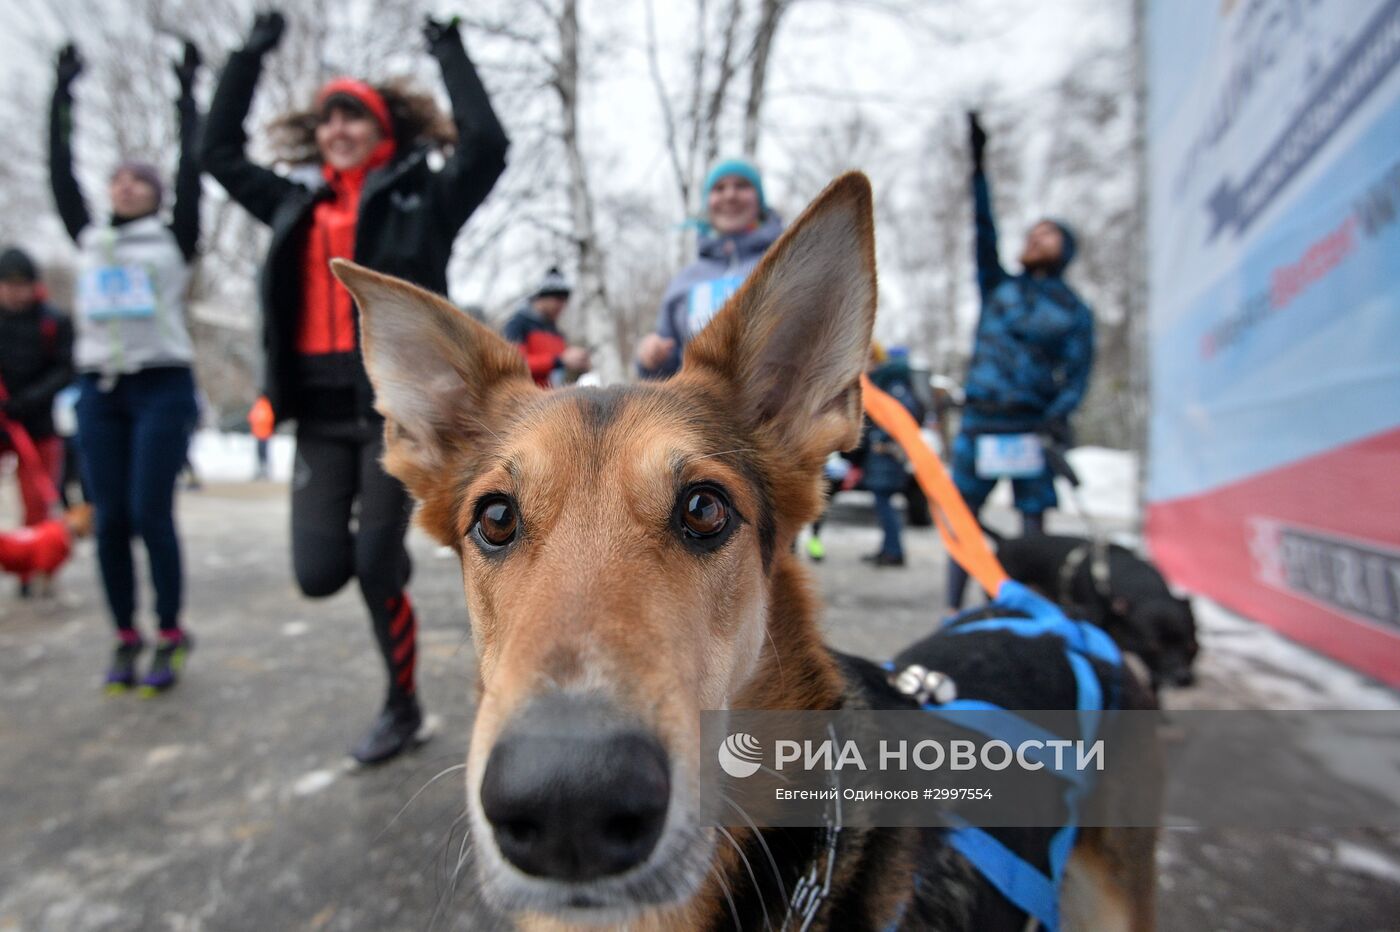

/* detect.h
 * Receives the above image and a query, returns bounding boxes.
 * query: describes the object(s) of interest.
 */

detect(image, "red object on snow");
[0,375,72,580]
[0,410,60,524]
[0,518,71,578]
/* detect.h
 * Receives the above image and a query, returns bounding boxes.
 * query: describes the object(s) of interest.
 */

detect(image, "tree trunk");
[1128,0,1150,523]
[703,0,744,168]
[555,0,622,382]
[743,0,786,157]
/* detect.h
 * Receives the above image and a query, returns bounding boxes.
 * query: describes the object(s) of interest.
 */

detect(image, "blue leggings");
[77,368,197,633]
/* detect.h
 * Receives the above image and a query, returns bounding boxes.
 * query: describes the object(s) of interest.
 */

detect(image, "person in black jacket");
[0,248,74,528]
[202,11,509,765]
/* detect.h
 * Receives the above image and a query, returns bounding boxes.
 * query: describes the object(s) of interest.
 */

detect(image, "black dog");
[990,533,1199,690]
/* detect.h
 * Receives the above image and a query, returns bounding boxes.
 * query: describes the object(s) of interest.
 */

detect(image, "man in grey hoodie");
[636,159,783,379]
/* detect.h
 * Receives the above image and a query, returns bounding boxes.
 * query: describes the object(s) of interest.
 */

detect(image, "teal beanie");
[703,159,765,213]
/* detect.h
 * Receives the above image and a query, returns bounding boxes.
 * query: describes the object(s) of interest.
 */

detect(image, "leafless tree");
[0,0,1144,428]
[742,0,788,157]
[454,0,632,381]
[643,0,793,219]
[1036,42,1141,452]
[554,0,618,378]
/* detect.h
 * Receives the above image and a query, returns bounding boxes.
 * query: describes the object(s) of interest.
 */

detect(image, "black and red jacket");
[502,305,566,387]
[0,301,74,440]
[292,136,396,411]
[202,29,509,424]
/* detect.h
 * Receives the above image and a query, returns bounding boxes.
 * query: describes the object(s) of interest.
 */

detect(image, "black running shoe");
[105,637,145,693]
[350,699,427,766]
[139,632,192,696]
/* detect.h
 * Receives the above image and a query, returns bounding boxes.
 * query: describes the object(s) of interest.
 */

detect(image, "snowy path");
[1,443,1396,929]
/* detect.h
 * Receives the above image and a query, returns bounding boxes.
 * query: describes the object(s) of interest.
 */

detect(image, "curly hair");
[266,78,457,165]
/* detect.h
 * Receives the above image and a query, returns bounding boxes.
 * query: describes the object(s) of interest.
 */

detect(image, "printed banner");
[1145,0,1400,686]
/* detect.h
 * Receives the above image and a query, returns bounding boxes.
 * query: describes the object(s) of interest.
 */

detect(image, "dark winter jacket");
[639,212,784,379]
[864,358,923,492]
[962,169,1093,435]
[0,303,74,440]
[502,304,567,388]
[201,32,509,424]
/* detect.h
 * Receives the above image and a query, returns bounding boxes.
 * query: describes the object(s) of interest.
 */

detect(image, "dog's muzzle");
[480,695,671,882]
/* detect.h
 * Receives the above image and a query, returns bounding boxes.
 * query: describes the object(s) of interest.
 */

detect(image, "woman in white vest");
[48,41,203,696]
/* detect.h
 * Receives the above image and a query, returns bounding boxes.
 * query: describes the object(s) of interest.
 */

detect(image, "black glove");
[173,40,201,94]
[1039,418,1074,449]
[423,14,461,50]
[243,11,286,56]
[56,43,84,89]
[967,111,987,170]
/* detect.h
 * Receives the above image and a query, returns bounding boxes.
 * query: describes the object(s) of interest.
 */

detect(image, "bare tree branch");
[553,0,621,378]
[681,0,711,203]
[743,0,787,156]
[643,0,690,209]
[702,0,744,166]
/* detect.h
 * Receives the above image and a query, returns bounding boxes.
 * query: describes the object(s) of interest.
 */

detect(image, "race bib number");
[686,274,745,337]
[975,433,1045,479]
[79,265,156,321]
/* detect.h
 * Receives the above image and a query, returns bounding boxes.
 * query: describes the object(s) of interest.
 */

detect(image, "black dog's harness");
[881,582,1124,932]
[1057,539,1113,607]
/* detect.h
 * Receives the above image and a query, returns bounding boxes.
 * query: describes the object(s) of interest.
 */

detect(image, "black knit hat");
[0,247,38,283]
[532,266,572,299]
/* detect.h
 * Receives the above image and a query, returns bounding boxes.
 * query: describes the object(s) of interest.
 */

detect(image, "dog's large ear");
[330,260,536,495]
[680,172,877,461]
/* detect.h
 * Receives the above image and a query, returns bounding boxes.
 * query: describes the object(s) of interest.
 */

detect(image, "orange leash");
[860,373,1008,597]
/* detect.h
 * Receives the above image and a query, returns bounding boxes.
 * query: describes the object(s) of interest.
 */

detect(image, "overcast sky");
[0,0,1128,344]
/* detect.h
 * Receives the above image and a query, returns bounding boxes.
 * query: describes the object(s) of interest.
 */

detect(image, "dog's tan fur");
[333,172,1155,930]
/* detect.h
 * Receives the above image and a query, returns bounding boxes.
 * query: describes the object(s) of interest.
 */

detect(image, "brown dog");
[332,173,1157,930]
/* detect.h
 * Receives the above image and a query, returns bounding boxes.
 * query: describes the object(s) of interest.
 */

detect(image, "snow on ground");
[985,445,1141,527]
[187,430,296,484]
[1332,839,1400,885]
[1184,597,1400,711]
[1062,446,1140,523]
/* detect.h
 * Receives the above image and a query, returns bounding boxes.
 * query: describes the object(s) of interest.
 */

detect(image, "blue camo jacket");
[962,170,1094,434]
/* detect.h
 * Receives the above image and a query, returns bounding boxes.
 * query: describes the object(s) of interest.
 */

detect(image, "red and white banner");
[1146,0,1400,687]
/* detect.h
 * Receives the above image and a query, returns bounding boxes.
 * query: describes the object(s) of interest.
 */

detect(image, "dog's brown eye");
[681,487,729,538]
[474,497,518,550]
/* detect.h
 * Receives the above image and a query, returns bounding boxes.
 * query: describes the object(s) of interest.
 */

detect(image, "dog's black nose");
[480,699,670,882]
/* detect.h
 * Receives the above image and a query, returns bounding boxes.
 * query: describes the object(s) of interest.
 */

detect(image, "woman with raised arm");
[203,11,509,765]
[49,40,204,696]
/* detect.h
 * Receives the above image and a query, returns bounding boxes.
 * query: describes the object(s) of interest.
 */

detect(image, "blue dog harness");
[884,581,1123,931]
